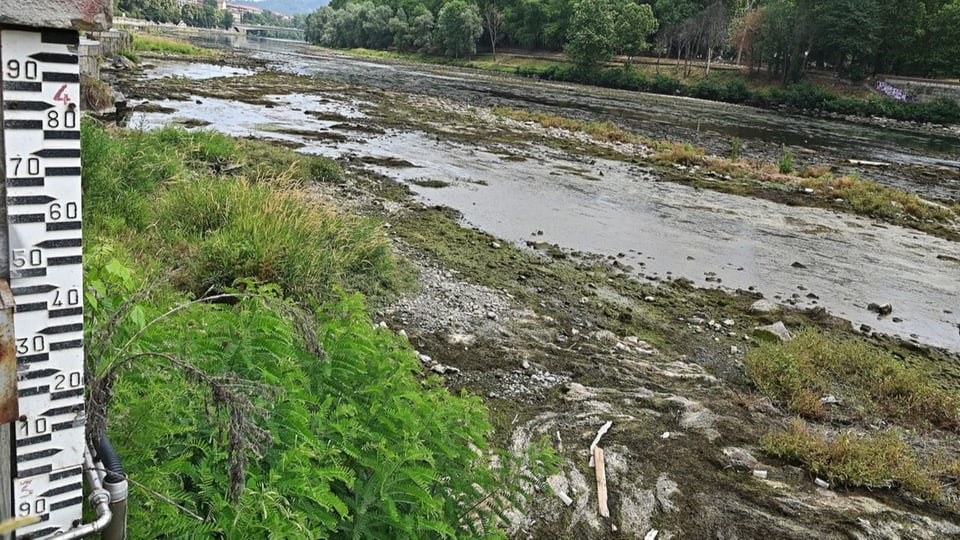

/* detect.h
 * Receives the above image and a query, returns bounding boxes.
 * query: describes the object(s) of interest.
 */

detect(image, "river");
[126,37,960,353]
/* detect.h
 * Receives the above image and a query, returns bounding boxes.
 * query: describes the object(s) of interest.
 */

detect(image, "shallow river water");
[129,40,960,353]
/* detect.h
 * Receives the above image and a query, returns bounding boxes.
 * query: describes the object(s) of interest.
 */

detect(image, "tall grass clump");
[745,328,960,428]
[777,146,794,174]
[156,177,395,303]
[81,122,390,303]
[132,33,208,56]
[653,141,705,166]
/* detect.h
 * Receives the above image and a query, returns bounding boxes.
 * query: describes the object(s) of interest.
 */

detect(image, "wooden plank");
[594,446,609,518]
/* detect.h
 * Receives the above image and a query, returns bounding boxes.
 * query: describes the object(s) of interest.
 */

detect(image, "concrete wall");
[0,0,111,31]
[79,30,132,80]
[884,78,960,104]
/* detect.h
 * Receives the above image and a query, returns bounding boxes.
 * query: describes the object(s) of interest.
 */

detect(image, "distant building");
[226,3,263,16]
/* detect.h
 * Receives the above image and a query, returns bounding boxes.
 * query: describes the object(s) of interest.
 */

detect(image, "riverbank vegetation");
[131,33,211,56]
[750,329,960,509]
[81,120,555,537]
[303,0,960,124]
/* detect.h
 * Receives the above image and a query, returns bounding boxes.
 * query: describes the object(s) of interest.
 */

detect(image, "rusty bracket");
[0,279,16,425]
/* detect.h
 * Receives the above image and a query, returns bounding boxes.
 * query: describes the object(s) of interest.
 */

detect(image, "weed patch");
[745,328,960,428]
[132,33,210,56]
[762,419,947,504]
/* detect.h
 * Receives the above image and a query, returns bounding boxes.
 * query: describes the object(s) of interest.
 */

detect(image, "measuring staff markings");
[3,28,85,538]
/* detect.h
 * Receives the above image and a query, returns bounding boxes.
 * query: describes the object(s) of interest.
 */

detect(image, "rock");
[722,319,735,327]
[644,296,656,302]
[561,382,594,401]
[593,329,618,342]
[730,345,739,355]
[418,353,432,364]
[398,329,408,339]
[431,364,447,374]
[791,261,807,269]
[447,333,476,346]
[867,302,893,316]
[491,241,501,249]
[749,299,780,314]
[655,474,679,513]
[486,311,498,321]
[720,447,760,471]
[522,360,531,370]
[754,321,793,342]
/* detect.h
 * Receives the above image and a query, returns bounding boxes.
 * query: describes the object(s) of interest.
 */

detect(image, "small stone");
[721,447,760,470]
[749,299,780,313]
[398,329,408,339]
[644,296,656,302]
[860,324,873,333]
[418,353,432,363]
[723,319,735,327]
[491,241,501,248]
[791,261,807,269]
[730,345,739,354]
[754,321,793,342]
[593,329,618,341]
[892,317,903,323]
[815,478,830,489]
[522,360,531,370]
[377,321,388,329]
[867,302,893,316]
[431,364,447,374]
[486,311,498,321]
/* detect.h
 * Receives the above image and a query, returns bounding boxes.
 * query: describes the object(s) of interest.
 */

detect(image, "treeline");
[115,0,235,28]
[306,0,960,79]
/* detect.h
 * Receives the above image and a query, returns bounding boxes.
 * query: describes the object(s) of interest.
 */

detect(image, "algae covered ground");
[107,42,960,538]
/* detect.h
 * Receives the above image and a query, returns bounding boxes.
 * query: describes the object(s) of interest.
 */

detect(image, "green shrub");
[724,78,751,103]
[690,77,725,101]
[87,255,556,538]
[651,73,681,94]
[777,146,794,174]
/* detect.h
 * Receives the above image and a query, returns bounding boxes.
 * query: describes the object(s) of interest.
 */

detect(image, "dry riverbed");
[112,48,960,538]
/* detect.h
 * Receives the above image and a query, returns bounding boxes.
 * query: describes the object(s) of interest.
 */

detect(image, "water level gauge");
[2,27,85,539]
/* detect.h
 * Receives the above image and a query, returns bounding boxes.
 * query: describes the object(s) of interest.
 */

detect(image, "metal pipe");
[101,470,127,540]
[54,449,113,540]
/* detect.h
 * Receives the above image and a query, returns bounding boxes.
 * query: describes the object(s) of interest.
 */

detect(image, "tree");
[564,0,616,68]
[615,2,658,61]
[483,2,504,57]
[409,5,435,53]
[812,0,880,80]
[435,0,483,58]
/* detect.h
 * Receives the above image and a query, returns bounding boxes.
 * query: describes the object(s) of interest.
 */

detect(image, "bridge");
[233,23,304,39]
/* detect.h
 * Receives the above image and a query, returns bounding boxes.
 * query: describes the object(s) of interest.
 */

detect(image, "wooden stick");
[588,420,613,466]
[594,446,610,518]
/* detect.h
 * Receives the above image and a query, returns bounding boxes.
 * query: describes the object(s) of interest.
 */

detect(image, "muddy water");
[129,51,960,353]
[224,38,960,202]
